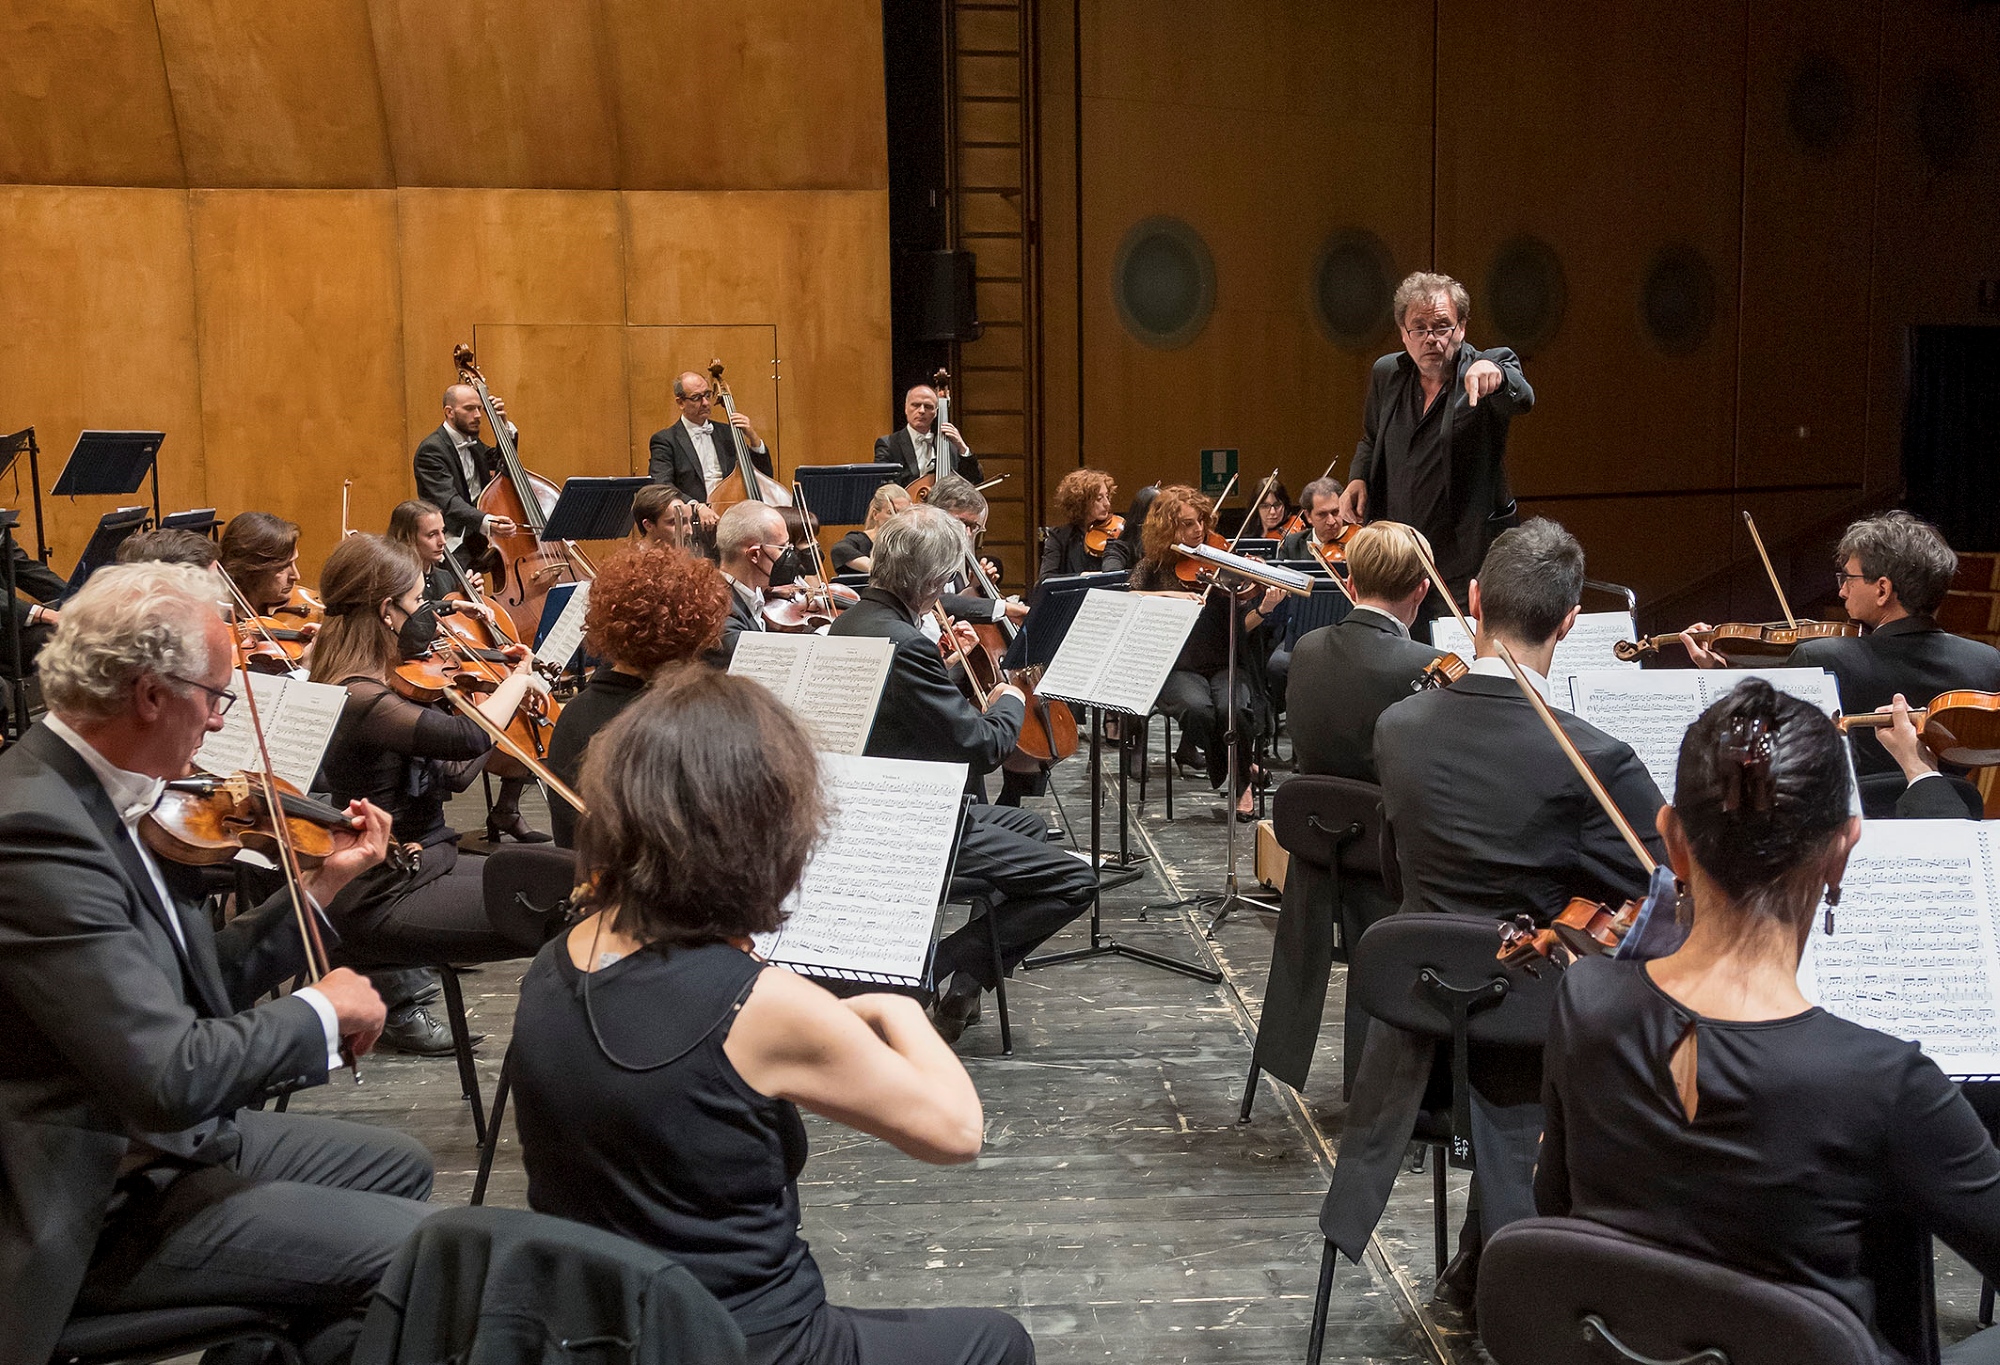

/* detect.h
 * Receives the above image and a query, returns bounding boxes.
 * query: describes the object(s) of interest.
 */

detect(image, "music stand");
[1232,537,1280,560]
[159,507,220,537]
[0,429,49,565]
[53,431,165,526]
[63,507,151,597]
[540,477,649,542]
[794,464,904,526]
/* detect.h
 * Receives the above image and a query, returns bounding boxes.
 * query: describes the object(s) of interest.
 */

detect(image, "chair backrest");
[1478,1217,1881,1365]
[482,845,581,952]
[1272,775,1386,877]
[1348,913,1557,1049]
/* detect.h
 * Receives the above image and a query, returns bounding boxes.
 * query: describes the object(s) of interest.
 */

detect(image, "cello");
[705,359,793,512]
[455,343,597,640]
[905,368,956,503]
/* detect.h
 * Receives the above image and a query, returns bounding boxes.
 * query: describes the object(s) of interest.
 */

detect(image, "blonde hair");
[1345,523,1432,602]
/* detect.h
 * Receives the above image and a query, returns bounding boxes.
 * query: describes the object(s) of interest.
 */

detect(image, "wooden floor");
[283,739,1995,1362]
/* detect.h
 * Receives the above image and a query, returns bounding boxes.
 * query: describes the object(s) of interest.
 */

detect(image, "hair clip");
[1721,714,1777,813]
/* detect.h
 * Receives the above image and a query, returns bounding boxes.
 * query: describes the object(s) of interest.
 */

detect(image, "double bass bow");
[454,343,597,641]
[706,359,793,513]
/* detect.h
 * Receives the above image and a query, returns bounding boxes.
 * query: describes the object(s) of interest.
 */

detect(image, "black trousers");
[746,1300,1033,1365]
[77,1111,434,1365]
[334,847,533,969]
[1156,668,1255,792]
[935,804,1095,989]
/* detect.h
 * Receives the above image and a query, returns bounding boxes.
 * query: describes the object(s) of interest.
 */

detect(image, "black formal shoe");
[378,1003,482,1057]
[1432,1247,1479,1310]
[486,810,553,844]
[928,975,983,1045]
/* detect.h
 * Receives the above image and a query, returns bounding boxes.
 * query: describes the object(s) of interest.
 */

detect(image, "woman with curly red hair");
[544,543,733,846]
[1041,468,1129,576]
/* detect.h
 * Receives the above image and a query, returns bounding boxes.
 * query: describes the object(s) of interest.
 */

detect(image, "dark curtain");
[1904,325,2000,552]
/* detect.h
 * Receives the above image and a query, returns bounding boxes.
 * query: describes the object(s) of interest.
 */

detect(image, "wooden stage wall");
[0,0,892,578]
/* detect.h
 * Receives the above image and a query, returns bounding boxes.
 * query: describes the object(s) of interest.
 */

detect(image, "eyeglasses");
[1403,322,1459,341]
[678,390,713,404]
[1834,571,1882,587]
[168,675,237,717]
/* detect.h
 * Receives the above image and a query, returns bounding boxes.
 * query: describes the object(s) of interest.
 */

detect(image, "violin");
[1497,895,1644,970]
[1837,690,2000,767]
[1414,652,1469,691]
[1614,619,1861,663]
[906,368,955,504]
[1174,531,1231,585]
[236,619,315,675]
[271,585,325,623]
[932,607,1079,766]
[1083,514,1125,558]
[142,771,386,871]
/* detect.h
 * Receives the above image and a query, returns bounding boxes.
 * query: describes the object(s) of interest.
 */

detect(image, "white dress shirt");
[439,421,513,551]
[909,425,970,476]
[684,415,767,498]
[1345,603,1410,639]
[723,574,767,630]
[44,714,342,1066]
[1468,653,1554,705]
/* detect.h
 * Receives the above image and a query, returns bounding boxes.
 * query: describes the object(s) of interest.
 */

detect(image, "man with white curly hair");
[0,562,430,1365]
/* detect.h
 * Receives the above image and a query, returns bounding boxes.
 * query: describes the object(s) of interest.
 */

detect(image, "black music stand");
[540,477,648,542]
[1232,537,1280,560]
[0,429,49,566]
[1,508,26,738]
[795,464,904,526]
[53,430,165,526]
[63,507,151,597]
[159,507,220,537]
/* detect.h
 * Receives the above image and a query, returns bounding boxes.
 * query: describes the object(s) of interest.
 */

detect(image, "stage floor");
[280,733,1992,1363]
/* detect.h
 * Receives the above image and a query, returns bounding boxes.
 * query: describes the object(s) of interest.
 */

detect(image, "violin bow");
[932,605,991,708]
[1307,538,1357,604]
[435,684,587,815]
[1741,510,1797,629]
[1401,529,1659,876]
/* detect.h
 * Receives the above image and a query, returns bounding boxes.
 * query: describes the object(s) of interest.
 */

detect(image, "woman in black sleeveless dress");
[509,666,1033,1365]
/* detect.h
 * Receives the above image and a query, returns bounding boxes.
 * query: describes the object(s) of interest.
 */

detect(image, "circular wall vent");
[1112,217,1216,350]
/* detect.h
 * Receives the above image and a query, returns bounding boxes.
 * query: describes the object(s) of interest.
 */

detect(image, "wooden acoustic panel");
[466,325,634,539]
[190,190,407,579]
[623,191,891,471]
[395,188,625,457]
[0,188,206,567]
[152,0,393,189]
[600,0,887,190]
[365,0,619,189]
[0,0,183,187]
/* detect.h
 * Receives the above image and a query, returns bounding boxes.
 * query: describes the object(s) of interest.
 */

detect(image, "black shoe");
[379,1003,482,1057]
[486,810,552,844]
[928,975,983,1045]
[1432,1247,1478,1309]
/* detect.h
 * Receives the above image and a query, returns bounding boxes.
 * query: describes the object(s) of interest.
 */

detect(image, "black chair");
[1475,1216,1881,1365]
[1238,776,1395,1121]
[943,875,1014,1057]
[52,1306,301,1365]
[1304,913,1558,1365]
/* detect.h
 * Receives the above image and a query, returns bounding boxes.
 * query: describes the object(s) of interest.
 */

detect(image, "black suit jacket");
[826,587,1022,782]
[1040,524,1132,578]
[1351,342,1532,589]
[874,427,984,487]
[1287,610,1442,782]
[647,421,775,506]
[0,724,327,1364]
[1374,673,1666,922]
[1787,616,2000,779]
[414,426,504,567]
[1893,774,1985,820]
[714,583,765,666]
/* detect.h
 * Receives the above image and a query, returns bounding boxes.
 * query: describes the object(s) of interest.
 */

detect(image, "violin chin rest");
[1552,921,1616,960]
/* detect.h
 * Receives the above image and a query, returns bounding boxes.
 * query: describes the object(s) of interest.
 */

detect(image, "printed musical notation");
[1431,610,1641,676]
[753,754,968,983]
[1036,589,1201,716]
[729,634,894,756]
[1566,668,1840,800]
[195,673,347,793]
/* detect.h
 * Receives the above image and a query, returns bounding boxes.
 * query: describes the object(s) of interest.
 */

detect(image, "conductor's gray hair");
[871,505,970,609]
[39,563,224,720]
[1393,271,1471,329]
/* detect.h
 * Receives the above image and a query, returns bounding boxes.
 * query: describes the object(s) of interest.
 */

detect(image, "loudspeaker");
[916,250,982,342]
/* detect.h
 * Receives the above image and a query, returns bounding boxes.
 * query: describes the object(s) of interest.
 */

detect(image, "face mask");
[397,602,442,660]
[769,546,803,587]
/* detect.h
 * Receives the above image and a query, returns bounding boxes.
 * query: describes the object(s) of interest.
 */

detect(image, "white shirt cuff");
[480,514,498,536]
[292,986,345,1072]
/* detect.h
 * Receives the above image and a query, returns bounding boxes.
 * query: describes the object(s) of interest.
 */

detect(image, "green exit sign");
[1199,448,1238,497]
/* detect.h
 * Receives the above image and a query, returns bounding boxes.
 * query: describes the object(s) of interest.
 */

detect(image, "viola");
[271,585,324,623]
[906,367,954,504]
[1837,690,2000,767]
[1082,514,1125,558]
[1497,896,1643,970]
[1414,652,1469,691]
[142,771,408,874]
[1614,619,1862,663]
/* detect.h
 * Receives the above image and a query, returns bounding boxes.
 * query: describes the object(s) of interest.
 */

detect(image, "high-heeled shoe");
[486,810,553,844]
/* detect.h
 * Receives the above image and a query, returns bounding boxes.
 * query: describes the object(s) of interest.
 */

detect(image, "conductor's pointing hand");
[1463,359,1503,407]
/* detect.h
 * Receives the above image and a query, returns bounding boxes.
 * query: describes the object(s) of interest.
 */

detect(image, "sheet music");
[195,673,348,792]
[535,582,590,669]
[1035,589,1202,715]
[1799,822,2000,1080]
[1565,668,1840,800]
[753,754,968,982]
[728,633,894,756]
[1431,610,1640,675]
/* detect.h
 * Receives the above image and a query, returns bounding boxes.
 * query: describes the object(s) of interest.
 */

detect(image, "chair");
[1475,1216,1881,1365]
[943,874,1014,1057]
[52,1305,301,1365]
[1237,776,1395,1121]
[1304,913,1558,1365]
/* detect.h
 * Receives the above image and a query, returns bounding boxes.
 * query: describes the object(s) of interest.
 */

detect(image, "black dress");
[545,667,646,847]
[1539,956,2000,1353]
[1039,524,1133,577]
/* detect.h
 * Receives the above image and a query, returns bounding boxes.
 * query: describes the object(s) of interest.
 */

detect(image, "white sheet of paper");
[1036,589,1202,715]
[534,582,590,670]
[1431,610,1640,675]
[1798,821,2000,1080]
[1565,667,1841,800]
[195,673,348,792]
[728,632,894,756]
[753,753,968,982]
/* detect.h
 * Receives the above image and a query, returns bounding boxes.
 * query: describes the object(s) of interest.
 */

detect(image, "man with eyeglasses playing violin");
[1339,271,1534,604]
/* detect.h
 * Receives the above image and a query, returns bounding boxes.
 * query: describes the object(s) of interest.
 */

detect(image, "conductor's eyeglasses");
[1404,322,1459,340]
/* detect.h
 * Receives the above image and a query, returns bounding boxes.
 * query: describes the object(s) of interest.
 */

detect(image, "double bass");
[706,359,793,512]
[905,369,956,503]
[455,343,597,640]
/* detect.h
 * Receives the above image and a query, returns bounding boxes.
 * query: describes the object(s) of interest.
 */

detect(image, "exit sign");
[1199,448,1238,497]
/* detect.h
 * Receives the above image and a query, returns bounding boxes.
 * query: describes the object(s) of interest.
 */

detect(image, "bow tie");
[121,779,167,828]
[689,423,713,437]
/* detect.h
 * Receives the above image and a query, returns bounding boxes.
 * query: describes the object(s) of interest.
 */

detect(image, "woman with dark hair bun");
[1538,679,2000,1358]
